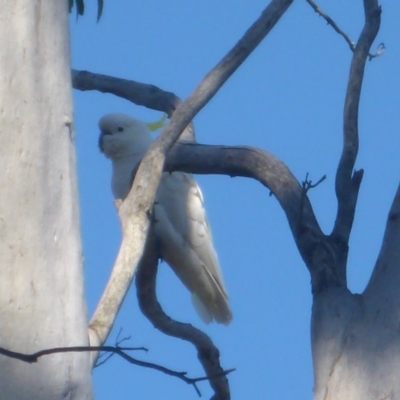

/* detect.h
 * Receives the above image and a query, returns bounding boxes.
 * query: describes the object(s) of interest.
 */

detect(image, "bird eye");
[117,127,124,132]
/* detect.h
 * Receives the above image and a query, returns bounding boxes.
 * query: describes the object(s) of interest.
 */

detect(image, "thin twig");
[0,344,232,396]
[298,173,327,247]
[306,0,384,60]
[94,351,114,368]
[95,329,132,367]
[302,173,327,193]
[0,345,146,363]
[306,0,355,51]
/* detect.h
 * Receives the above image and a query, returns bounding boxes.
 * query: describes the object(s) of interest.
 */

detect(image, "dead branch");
[332,1,381,253]
[72,70,179,114]
[0,344,230,397]
[302,173,327,193]
[71,70,196,142]
[136,234,234,400]
[94,329,133,367]
[306,0,355,51]
[166,144,321,244]
[0,344,145,363]
[305,0,383,288]
[166,143,342,293]
[306,0,384,60]
[87,0,294,357]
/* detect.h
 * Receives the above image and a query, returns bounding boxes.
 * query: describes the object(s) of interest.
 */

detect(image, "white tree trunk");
[0,1,93,398]
[312,187,400,400]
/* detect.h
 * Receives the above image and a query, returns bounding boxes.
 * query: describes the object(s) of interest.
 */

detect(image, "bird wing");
[153,171,232,324]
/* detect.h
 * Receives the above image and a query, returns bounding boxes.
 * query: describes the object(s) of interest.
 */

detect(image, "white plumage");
[98,113,232,325]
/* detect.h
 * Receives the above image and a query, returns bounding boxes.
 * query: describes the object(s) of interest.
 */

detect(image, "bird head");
[98,113,153,160]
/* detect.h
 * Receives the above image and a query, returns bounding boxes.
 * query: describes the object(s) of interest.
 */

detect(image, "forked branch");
[306,0,384,60]
[304,0,382,287]
[332,1,381,248]
[0,343,229,397]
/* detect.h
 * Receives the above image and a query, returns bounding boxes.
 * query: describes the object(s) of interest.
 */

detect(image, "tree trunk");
[0,1,93,398]
[312,187,400,400]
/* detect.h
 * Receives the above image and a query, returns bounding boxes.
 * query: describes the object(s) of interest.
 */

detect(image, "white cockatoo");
[98,113,232,325]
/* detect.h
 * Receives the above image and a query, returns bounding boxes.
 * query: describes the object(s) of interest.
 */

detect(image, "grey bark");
[0,1,93,398]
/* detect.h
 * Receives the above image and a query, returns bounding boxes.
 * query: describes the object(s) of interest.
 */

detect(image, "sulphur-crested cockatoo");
[98,113,232,325]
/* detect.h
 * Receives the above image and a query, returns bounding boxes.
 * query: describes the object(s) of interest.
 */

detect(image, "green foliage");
[68,0,104,21]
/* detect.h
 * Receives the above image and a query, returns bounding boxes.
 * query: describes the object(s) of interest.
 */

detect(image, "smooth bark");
[0,1,93,398]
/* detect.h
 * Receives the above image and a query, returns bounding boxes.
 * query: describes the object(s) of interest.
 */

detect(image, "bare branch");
[167,143,346,293]
[88,0,294,353]
[0,344,146,363]
[0,344,230,397]
[302,173,327,193]
[136,234,234,400]
[306,0,384,60]
[306,0,356,51]
[168,144,319,240]
[71,70,196,142]
[94,329,133,367]
[332,1,381,248]
[72,70,180,114]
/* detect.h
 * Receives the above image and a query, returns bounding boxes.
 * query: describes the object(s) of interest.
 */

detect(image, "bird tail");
[191,292,233,325]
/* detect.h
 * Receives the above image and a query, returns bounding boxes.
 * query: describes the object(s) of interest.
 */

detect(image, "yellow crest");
[146,113,168,132]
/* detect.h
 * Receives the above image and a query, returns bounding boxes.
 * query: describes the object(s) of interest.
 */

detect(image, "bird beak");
[98,130,109,152]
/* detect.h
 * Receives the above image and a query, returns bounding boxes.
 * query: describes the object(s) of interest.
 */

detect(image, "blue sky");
[70,1,399,398]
